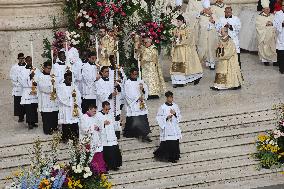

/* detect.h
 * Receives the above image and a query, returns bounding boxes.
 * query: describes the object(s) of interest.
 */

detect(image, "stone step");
[0,108,274,149]
[111,155,256,185]
[0,117,274,160]
[192,173,284,189]
[113,163,277,189]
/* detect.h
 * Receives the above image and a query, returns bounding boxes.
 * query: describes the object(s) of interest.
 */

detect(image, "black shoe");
[264,62,270,66]
[18,118,24,122]
[142,136,152,143]
[273,62,279,66]
[230,86,241,90]
[210,67,215,70]
[193,78,201,85]
[173,84,177,88]
[28,124,33,130]
[280,71,284,74]
[170,160,177,163]
[177,84,184,87]
[33,124,38,128]
[210,86,220,91]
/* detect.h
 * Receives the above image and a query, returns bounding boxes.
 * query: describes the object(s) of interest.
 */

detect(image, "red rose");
[155,40,160,44]
[121,11,126,16]
[96,2,102,6]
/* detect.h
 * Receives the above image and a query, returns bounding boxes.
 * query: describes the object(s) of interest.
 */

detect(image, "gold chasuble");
[140,45,165,97]
[256,13,277,63]
[100,35,116,66]
[171,24,203,76]
[213,37,243,89]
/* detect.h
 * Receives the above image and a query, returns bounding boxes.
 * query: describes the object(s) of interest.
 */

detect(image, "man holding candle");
[19,56,40,129]
[10,53,26,122]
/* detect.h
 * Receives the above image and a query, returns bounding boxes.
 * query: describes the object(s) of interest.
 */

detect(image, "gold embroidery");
[172,62,186,73]
[215,73,227,84]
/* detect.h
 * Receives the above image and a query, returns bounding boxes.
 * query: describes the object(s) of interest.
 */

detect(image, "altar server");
[216,6,242,68]
[197,0,218,70]
[53,51,67,85]
[123,68,152,142]
[273,2,284,74]
[79,104,107,174]
[10,53,26,122]
[37,61,59,135]
[96,101,122,171]
[19,56,40,129]
[96,66,122,138]
[81,51,100,114]
[57,69,81,142]
[154,91,182,163]
[211,27,243,90]
[256,0,277,66]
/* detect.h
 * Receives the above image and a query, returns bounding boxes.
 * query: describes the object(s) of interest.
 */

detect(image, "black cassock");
[123,115,150,138]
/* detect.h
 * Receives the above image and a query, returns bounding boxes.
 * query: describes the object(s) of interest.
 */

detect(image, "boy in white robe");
[10,53,26,122]
[96,66,122,139]
[154,91,182,163]
[123,68,152,142]
[273,2,284,74]
[96,101,122,171]
[79,104,107,174]
[57,69,81,142]
[37,61,59,135]
[19,56,40,129]
[81,51,100,114]
[53,51,67,85]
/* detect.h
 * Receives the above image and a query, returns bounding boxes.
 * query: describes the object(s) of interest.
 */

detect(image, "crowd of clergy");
[9,0,284,173]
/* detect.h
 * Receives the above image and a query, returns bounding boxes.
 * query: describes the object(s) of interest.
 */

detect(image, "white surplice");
[53,62,67,85]
[216,16,242,53]
[57,83,81,124]
[124,78,149,117]
[79,114,103,153]
[19,67,40,105]
[156,103,182,141]
[37,74,59,112]
[10,63,26,96]
[96,111,118,147]
[273,10,284,50]
[81,63,98,99]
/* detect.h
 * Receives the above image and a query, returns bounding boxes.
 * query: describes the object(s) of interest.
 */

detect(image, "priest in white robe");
[256,0,277,66]
[79,104,107,174]
[19,56,40,129]
[154,91,182,163]
[124,68,152,142]
[10,53,26,122]
[96,101,122,171]
[81,51,100,114]
[57,69,81,142]
[96,66,122,139]
[197,0,218,70]
[37,61,59,135]
[211,0,226,19]
[215,6,242,68]
[273,3,284,74]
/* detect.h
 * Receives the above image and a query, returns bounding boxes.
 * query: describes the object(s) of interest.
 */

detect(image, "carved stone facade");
[0,0,65,79]
[0,0,257,79]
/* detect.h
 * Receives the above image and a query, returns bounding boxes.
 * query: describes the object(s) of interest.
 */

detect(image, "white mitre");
[261,0,269,8]
[202,0,211,8]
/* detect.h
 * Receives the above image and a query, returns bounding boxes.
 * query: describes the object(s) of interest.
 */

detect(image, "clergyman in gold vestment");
[171,15,203,87]
[255,0,277,66]
[211,27,243,90]
[140,38,165,99]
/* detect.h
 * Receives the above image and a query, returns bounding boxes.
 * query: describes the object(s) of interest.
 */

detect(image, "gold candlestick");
[50,74,57,101]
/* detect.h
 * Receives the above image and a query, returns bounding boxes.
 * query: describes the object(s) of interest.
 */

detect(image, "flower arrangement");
[255,104,284,169]
[5,135,112,189]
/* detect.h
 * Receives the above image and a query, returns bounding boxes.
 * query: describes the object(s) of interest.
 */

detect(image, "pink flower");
[121,11,126,16]
[104,7,110,14]
[155,40,160,44]
[96,2,103,6]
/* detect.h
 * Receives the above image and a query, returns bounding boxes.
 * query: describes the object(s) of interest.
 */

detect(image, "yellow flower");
[258,134,268,142]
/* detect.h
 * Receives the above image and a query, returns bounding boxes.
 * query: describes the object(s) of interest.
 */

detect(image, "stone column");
[0,0,66,79]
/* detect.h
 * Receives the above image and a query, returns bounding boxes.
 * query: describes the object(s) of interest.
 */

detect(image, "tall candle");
[116,41,119,67]
[30,38,34,67]
[95,36,99,61]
